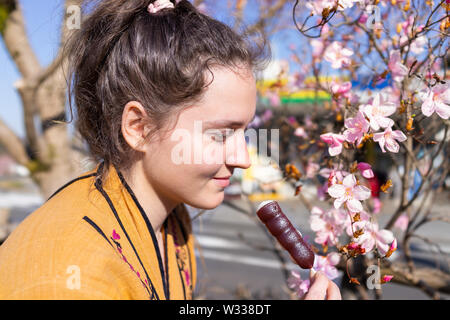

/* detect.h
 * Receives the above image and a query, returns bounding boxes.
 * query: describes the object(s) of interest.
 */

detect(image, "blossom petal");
[320,133,334,144]
[385,138,400,153]
[373,134,386,153]
[327,252,341,266]
[377,229,394,244]
[380,103,397,117]
[328,184,346,198]
[328,144,343,156]
[310,216,326,232]
[346,198,363,213]
[369,118,380,131]
[311,206,324,216]
[435,102,450,120]
[334,197,346,209]
[357,162,374,179]
[391,130,407,142]
[353,185,372,200]
[377,116,395,129]
[421,97,435,117]
[358,234,375,252]
[342,174,357,188]
[377,241,390,256]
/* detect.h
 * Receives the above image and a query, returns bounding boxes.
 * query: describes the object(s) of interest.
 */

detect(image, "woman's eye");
[210,129,234,143]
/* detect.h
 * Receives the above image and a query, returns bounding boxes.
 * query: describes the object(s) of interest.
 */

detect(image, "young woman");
[0,0,341,300]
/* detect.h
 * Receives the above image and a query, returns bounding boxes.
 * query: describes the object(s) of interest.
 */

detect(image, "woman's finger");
[326,279,342,300]
[303,272,329,300]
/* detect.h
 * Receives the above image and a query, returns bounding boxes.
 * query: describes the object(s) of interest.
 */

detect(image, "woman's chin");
[187,190,225,210]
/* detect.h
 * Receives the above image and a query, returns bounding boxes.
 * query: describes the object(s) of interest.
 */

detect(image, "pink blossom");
[319,165,348,182]
[324,42,354,69]
[345,212,371,236]
[294,127,308,139]
[418,83,450,120]
[358,12,368,24]
[386,238,397,257]
[320,132,345,156]
[311,39,324,59]
[306,161,320,178]
[373,126,407,153]
[394,213,409,232]
[327,174,371,213]
[305,0,335,15]
[388,50,409,82]
[310,207,346,246]
[337,0,362,10]
[331,81,352,99]
[343,111,370,145]
[317,182,328,201]
[372,197,382,214]
[357,162,374,179]
[356,222,395,256]
[360,93,396,131]
[400,35,427,55]
[400,16,415,35]
[381,275,394,283]
[380,86,401,105]
[287,271,310,298]
[313,253,341,280]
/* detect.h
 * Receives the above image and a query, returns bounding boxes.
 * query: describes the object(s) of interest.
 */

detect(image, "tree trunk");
[0,0,85,199]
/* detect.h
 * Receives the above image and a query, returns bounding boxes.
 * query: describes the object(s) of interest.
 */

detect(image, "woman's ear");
[121,101,151,152]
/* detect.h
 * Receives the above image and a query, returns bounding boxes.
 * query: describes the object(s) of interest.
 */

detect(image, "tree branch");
[0,117,29,166]
[1,0,41,78]
[244,0,290,36]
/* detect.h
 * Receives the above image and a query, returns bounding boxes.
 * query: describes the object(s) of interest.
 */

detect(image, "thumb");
[309,268,317,281]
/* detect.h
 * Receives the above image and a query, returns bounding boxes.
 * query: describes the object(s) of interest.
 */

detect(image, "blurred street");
[190,195,450,300]
[1,178,449,300]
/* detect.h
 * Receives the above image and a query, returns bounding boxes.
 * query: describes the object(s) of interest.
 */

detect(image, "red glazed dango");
[256,200,315,269]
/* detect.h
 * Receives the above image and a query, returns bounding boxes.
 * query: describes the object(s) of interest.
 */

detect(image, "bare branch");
[0,117,29,166]
[1,0,41,78]
[245,0,290,35]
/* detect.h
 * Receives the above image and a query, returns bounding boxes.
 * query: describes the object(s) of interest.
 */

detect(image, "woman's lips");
[213,177,230,188]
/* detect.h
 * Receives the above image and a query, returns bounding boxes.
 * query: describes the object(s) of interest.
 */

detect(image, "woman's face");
[142,66,257,210]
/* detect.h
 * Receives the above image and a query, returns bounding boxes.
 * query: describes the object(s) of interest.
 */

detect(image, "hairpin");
[148,0,175,14]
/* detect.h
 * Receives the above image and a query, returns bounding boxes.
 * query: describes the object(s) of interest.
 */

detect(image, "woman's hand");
[302,271,342,300]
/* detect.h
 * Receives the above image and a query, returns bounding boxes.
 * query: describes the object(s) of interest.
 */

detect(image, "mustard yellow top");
[0,163,196,300]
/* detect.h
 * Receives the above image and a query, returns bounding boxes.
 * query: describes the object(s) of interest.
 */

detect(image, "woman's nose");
[225,129,251,169]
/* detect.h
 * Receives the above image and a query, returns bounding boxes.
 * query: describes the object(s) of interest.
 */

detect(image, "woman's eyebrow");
[203,120,246,128]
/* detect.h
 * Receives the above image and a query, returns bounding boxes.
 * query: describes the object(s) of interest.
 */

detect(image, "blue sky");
[0,0,295,138]
[1,0,67,138]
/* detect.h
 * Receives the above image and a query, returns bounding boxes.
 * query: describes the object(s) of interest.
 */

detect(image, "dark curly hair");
[66,0,270,176]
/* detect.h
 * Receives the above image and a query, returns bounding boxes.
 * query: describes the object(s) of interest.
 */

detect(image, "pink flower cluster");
[320,92,407,156]
[307,162,397,256]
